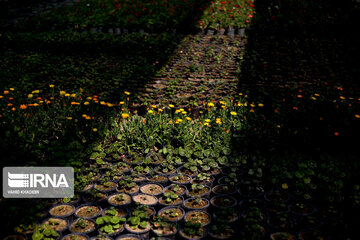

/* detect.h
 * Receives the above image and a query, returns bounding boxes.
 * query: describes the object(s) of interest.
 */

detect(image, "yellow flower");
[86,97,92,100]
[93,128,98,132]
[28,94,33,98]
[86,116,91,120]
[340,96,345,100]
[67,117,72,120]
[221,105,226,109]
[32,90,39,94]
[250,104,255,107]
[249,109,255,113]
[205,119,211,122]
[186,117,191,121]
[169,104,174,108]
[204,122,210,126]
[169,120,173,124]
[207,102,214,107]
[151,105,157,108]
[122,113,130,119]
[239,93,243,96]
[158,109,163,112]
[33,103,39,107]
[82,114,87,118]
[107,103,114,107]
[10,88,14,91]
[182,111,187,115]
[71,102,80,105]
[258,103,264,107]
[100,101,106,105]
[60,91,66,95]
[175,110,181,113]
[124,91,130,95]
[0,96,3,99]
[219,100,226,105]
[49,84,55,88]
[230,111,237,116]
[84,102,89,105]
[65,93,70,97]
[237,102,243,107]
[179,108,185,112]
[277,125,281,128]
[148,110,154,114]
[311,97,317,100]
[70,93,76,97]
[175,119,183,124]
[282,183,288,189]
[314,93,320,97]
[119,101,125,105]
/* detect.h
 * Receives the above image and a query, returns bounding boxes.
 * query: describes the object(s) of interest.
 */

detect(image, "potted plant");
[183,197,210,211]
[240,206,267,223]
[208,221,235,239]
[62,234,89,240]
[147,174,168,184]
[115,234,141,240]
[132,193,158,206]
[3,235,27,240]
[41,218,68,233]
[58,194,81,206]
[210,195,237,208]
[14,223,38,237]
[130,205,156,220]
[125,208,151,240]
[75,204,102,219]
[164,184,187,196]
[140,183,164,196]
[237,181,265,198]
[298,229,325,240]
[177,164,198,177]
[212,184,236,195]
[151,216,178,239]
[191,173,214,187]
[113,162,131,174]
[186,184,211,199]
[158,207,185,223]
[213,207,238,224]
[107,193,132,207]
[94,181,118,193]
[102,207,128,219]
[159,192,184,207]
[169,174,191,185]
[289,201,315,216]
[154,163,176,175]
[241,222,267,240]
[184,210,211,227]
[69,218,96,234]
[117,177,140,195]
[124,153,145,165]
[179,222,207,240]
[268,212,295,232]
[264,189,290,203]
[270,232,296,240]
[96,214,126,236]
[31,225,61,240]
[49,204,75,220]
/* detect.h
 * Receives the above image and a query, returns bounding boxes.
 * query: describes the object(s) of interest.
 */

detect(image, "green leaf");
[130,216,140,226]
[96,217,104,225]
[295,171,304,178]
[110,216,120,224]
[303,177,311,184]
[139,221,148,229]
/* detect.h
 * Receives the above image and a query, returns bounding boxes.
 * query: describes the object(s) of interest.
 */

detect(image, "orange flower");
[11,107,16,111]
[20,104,27,109]
[293,107,298,110]
[355,114,360,119]
[7,103,13,107]
[334,132,340,136]
[3,90,9,94]
[297,95,303,98]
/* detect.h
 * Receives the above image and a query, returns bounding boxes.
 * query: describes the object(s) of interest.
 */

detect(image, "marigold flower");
[107,103,114,107]
[11,107,16,111]
[65,93,70,97]
[7,103,13,106]
[122,113,130,119]
[314,93,320,97]
[239,93,243,96]
[158,109,163,112]
[175,109,181,113]
[82,114,87,118]
[311,97,317,100]
[67,117,72,120]
[124,91,130,95]
[4,90,9,94]
[250,104,255,107]
[355,114,360,119]
[219,100,226,105]
[297,95,303,98]
[148,110,154,114]
[205,119,211,122]
[207,103,214,107]
[119,101,125,105]
[49,84,55,88]
[85,116,91,120]
[32,90,40,94]
[151,105,157,108]
[282,183,288,189]
[10,88,14,91]
[230,111,237,116]
[258,103,264,107]
[71,93,76,98]
[169,104,174,108]
[249,109,255,112]
[340,96,345,100]
[186,117,191,121]
[20,104,27,109]
[0,96,3,99]
[60,91,66,95]
[335,132,340,136]
[84,102,89,105]
[33,103,39,106]
[93,128,98,132]
[204,122,210,126]
[28,94,33,98]
[293,107,298,110]
[169,120,173,124]
[182,111,187,115]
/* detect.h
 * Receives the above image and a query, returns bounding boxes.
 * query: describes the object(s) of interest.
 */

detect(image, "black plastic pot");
[74,204,102,220]
[139,183,164,197]
[68,218,96,236]
[184,210,211,227]
[48,203,75,221]
[62,233,89,240]
[107,193,132,208]
[124,221,151,240]
[183,198,210,211]
[210,195,237,209]
[159,195,184,207]
[158,206,185,223]
[41,217,69,234]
